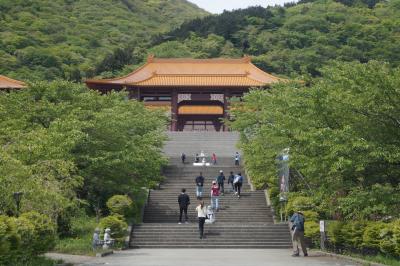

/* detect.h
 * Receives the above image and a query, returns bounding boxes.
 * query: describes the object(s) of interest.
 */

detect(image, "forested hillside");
[145,0,400,77]
[0,0,207,81]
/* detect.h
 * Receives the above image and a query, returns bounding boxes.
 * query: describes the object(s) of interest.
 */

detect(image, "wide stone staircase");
[130,132,292,248]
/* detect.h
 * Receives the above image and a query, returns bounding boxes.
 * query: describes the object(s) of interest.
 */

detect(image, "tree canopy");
[0,0,207,81]
[0,81,167,220]
[230,61,400,221]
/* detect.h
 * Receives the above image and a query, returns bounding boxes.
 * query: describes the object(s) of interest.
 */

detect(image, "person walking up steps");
[227,171,235,193]
[233,172,243,198]
[196,201,207,239]
[181,152,186,164]
[216,170,225,195]
[291,211,308,257]
[234,151,240,166]
[212,153,217,165]
[178,188,190,224]
[195,172,205,199]
[210,181,220,211]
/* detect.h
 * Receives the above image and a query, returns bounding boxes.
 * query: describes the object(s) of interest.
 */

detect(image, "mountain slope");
[0,0,208,81]
[146,0,400,77]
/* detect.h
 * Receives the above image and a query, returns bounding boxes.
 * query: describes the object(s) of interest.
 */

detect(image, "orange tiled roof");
[0,75,26,89]
[86,56,283,87]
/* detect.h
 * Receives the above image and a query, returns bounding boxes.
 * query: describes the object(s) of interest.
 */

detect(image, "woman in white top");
[195,201,207,239]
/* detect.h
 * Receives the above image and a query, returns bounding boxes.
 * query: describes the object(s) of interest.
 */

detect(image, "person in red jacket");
[210,181,220,211]
[212,153,217,165]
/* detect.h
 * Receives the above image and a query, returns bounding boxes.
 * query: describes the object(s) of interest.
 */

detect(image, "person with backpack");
[290,211,308,257]
[195,172,205,199]
[233,172,243,198]
[178,188,190,224]
[227,171,235,193]
[234,152,240,166]
[210,181,220,211]
[195,201,207,239]
[216,170,225,195]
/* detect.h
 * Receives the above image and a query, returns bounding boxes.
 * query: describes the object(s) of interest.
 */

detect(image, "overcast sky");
[188,0,289,14]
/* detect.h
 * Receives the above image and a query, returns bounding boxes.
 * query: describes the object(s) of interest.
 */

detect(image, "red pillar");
[171,89,178,131]
[223,90,230,132]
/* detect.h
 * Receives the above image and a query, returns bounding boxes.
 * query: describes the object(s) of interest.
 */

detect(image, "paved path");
[53,249,361,266]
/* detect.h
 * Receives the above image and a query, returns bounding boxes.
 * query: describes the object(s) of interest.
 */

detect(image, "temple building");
[0,75,26,90]
[86,56,283,131]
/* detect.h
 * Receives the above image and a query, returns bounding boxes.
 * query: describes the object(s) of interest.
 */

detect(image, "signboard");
[320,220,325,232]
[278,150,290,202]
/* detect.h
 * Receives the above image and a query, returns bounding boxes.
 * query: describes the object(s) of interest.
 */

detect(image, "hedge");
[0,212,56,265]
[327,220,400,258]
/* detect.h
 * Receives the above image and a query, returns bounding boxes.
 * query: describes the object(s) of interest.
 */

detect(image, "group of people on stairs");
[177,169,244,239]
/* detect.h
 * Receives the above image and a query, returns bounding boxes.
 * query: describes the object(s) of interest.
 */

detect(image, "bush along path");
[130,132,292,248]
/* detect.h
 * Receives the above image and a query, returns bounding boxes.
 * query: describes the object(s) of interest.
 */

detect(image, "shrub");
[379,224,397,257]
[286,195,314,216]
[106,195,133,218]
[98,215,128,240]
[340,221,367,251]
[304,220,320,247]
[302,210,319,222]
[327,221,345,250]
[12,216,36,260]
[0,215,20,264]
[362,222,386,251]
[20,211,56,254]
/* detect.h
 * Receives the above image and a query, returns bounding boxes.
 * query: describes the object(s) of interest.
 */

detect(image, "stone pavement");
[50,249,361,266]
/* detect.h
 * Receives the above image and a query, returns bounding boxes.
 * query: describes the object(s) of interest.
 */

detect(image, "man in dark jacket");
[290,211,308,257]
[178,188,190,224]
[227,171,235,193]
[195,172,204,199]
[216,170,225,195]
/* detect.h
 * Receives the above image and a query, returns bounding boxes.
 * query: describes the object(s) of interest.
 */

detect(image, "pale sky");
[188,0,289,14]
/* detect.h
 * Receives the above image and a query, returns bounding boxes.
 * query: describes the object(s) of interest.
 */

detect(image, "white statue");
[103,228,112,249]
[205,205,215,224]
[92,228,100,249]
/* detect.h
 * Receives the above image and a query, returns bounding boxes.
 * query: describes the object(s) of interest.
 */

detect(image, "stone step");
[130,244,292,249]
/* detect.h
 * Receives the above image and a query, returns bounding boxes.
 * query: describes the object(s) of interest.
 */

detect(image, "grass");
[53,216,98,256]
[11,257,66,266]
[348,253,400,266]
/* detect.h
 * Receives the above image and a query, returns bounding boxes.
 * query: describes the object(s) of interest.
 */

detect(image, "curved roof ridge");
[152,57,250,64]
[85,61,152,83]
[0,75,26,89]
[155,73,248,77]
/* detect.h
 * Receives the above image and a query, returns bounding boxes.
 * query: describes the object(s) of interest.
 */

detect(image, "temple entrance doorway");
[177,116,223,131]
[176,101,224,131]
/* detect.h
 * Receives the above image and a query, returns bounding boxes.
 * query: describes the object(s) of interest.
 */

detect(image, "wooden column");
[223,89,230,132]
[171,88,178,131]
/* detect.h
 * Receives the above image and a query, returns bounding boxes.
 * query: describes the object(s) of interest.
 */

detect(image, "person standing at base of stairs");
[233,173,243,198]
[195,172,205,199]
[210,181,220,211]
[216,170,225,195]
[178,188,190,224]
[227,171,235,193]
[290,211,308,257]
[195,201,207,239]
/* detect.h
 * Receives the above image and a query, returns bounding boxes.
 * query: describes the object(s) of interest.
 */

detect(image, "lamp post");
[13,192,23,217]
